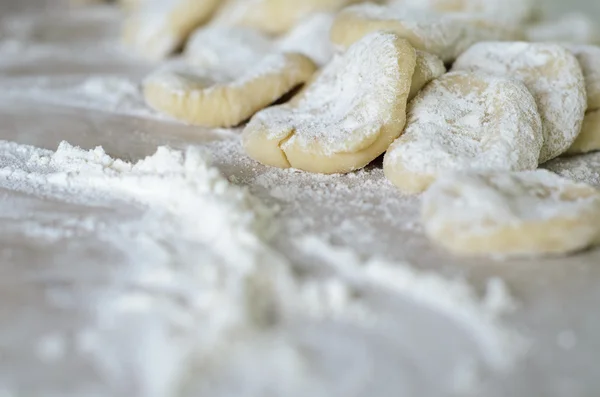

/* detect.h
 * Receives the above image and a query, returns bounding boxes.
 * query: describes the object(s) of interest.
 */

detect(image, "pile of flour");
[0,139,524,396]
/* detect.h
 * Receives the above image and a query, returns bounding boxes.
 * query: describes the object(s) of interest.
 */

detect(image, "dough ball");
[212,0,360,36]
[453,41,587,163]
[122,0,220,60]
[383,71,543,194]
[422,170,600,257]
[185,26,273,69]
[242,32,417,174]
[143,53,316,127]
[330,3,522,62]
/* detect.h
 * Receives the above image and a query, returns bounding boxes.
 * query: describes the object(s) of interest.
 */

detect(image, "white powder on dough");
[544,152,600,187]
[339,3,516,62]
[385,71,543,174]
[248,32,403,156]
[277,13,336,66]
[452,41,587,163]
[0,139,526,396]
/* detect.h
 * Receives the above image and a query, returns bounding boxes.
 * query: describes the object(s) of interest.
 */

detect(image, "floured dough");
[422,170,600,257]
[330,3,521,62]
[564,44,600,111]
[277,13,336,66]
[567,110,600,155]
[383,71,543,194]
[410,50,445,100]
[143,53,316,127]
[543,151,600,186]
[186,15,335,70]
[122,0,220,60]
[453,41,587,163]
[242,32,416,174]
[185,26,274,69]
[212,0,359,36]
[395,0,536,24]
[526,13,600,44]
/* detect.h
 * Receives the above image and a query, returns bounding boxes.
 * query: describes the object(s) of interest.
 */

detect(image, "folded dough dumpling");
[213,0,361,36]
[422,170,600,257]
[384,71,543,194]
[242,32,417,174]
[122,0,221,60]
[330,3,521,62]
[144,53,316,127]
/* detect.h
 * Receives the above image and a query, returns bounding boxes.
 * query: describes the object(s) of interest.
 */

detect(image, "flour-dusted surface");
[2,1,600,397]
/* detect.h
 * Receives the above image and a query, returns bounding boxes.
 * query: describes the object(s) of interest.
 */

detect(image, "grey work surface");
[0,0,599,396]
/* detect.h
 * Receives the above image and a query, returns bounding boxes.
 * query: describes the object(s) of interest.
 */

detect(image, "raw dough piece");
[543,151,600,186]
[564,44,600,111]
[185,26,273,70]
[277,13,336,66]
[526,13,600,45]
[453,42,587,163]
[330,3,521,62]
[186,14,335,71]
[395,0,536,24]
[422,170,600,257]
[212,0,359,36]
[410,50,445,100]
[143,53,316,127]
[383,71,543,194]
[567,111,600,155]
[122,0,221,60]
[242,32,416,174]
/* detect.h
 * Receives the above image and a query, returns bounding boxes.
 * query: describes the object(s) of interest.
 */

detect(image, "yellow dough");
[395,0,536,24]
[242,32,417,174]
[453,42,587,163]
[212,0,361,36]
[421,170,600,257]
[122,0,221,60]
[383,71,543,194]
[410,50,445,100]
[567,110,600,155]
[143,53,316,128]
[330,3,521,62]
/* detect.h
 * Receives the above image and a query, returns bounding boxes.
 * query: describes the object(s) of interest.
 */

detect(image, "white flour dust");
[0,139,525,396]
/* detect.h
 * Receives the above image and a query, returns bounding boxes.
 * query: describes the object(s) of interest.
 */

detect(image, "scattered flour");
[0,139,525,396]
[0,75,164,119]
